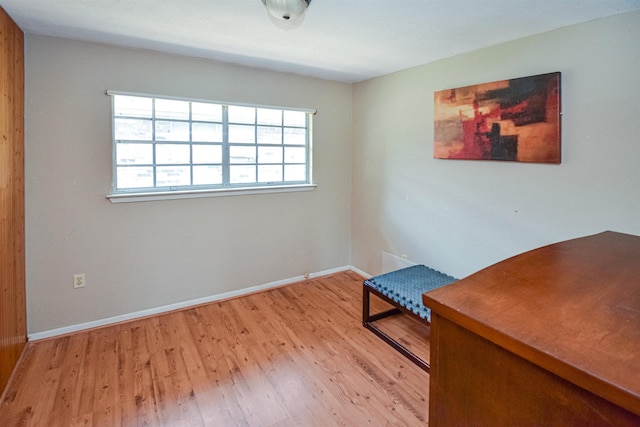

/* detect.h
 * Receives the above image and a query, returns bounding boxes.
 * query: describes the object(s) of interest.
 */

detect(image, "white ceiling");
[2,0,639,83]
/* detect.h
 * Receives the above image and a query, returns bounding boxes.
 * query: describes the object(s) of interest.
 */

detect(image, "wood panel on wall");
[0,6,26,395]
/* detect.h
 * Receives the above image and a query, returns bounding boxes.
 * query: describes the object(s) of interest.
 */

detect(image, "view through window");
[110,93,312,193]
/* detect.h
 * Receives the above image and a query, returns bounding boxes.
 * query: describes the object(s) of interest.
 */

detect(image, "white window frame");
[105,91,316,203]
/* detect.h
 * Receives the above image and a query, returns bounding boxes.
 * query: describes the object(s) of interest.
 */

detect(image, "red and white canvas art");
[434,72,561,163]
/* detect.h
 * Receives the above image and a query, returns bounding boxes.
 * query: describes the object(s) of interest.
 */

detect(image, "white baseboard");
[28,265,360,341]
[349,265,371,278]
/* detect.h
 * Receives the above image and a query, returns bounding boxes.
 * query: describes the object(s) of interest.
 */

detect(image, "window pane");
[258,146,283,164]
[115,118,152,141]
[116,143,152,165]
[156,144,190,164]
[112,94,311,193]
[156,166,190,187]
[117,166,154,189]
[285,146,306,163]
[284,165,306,181]
[230,146,256,164]
[193,122,222,142]
[257,126,282,145]
[193,165,222,185]
[283,127,306,145]
[193,145,222,164]
[284,111,306,127]
[156,120,190,141]
[257,108,282,125]
[229,106,255,124]
[258,165,283,183]
[155,99,190,120]
[229,124,255,143]
[192,102,222,122]
[114,96,152,118]
[230,165,256,183]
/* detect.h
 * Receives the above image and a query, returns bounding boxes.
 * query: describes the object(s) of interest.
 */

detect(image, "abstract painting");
[434,72,561,163]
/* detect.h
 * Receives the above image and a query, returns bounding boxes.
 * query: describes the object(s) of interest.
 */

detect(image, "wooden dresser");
[422,231,640,426]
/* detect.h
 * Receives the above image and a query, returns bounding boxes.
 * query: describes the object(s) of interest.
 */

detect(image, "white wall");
[25,11,640,335]
[351,12,640,279]
[25,36,352,334]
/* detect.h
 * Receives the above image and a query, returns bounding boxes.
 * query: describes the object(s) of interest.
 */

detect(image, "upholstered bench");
[363,264,458,372]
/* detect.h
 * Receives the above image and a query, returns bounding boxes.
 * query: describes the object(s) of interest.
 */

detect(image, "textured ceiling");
[2,0,639,82]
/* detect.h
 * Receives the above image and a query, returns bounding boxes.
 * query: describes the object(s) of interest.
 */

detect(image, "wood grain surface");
[0,5,26,396]
[1,271,430,426]
[424,231,640,425]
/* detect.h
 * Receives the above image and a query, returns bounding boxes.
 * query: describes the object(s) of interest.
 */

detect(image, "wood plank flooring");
[0,271,431,426]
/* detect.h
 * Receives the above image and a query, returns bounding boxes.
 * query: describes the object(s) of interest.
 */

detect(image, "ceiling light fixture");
[262,0,311,22]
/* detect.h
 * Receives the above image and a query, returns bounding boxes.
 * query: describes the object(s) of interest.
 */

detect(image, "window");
[108,92,313,198]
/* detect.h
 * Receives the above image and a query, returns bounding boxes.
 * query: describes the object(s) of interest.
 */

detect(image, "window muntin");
[111,93,312,193]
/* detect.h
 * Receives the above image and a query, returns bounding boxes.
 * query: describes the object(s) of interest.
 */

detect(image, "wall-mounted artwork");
[434,72,561,163]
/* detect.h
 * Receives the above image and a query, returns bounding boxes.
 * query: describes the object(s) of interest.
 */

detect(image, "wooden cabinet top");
[423,231,640,415]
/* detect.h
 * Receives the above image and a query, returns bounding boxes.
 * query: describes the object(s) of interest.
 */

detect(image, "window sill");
[106,184,317,203]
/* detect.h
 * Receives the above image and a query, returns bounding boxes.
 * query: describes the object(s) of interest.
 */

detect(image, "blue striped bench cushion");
[364,265,458,322]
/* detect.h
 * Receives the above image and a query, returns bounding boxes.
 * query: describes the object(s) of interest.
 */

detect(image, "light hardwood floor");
[0,271,431,426]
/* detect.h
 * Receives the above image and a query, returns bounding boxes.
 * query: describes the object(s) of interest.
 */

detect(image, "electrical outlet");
[73,273,86,288]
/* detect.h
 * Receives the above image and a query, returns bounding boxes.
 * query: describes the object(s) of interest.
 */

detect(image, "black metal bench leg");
[363,283,370,325]
[365,322,430,372]
[362,284,430,372]
[363,285,401,323]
